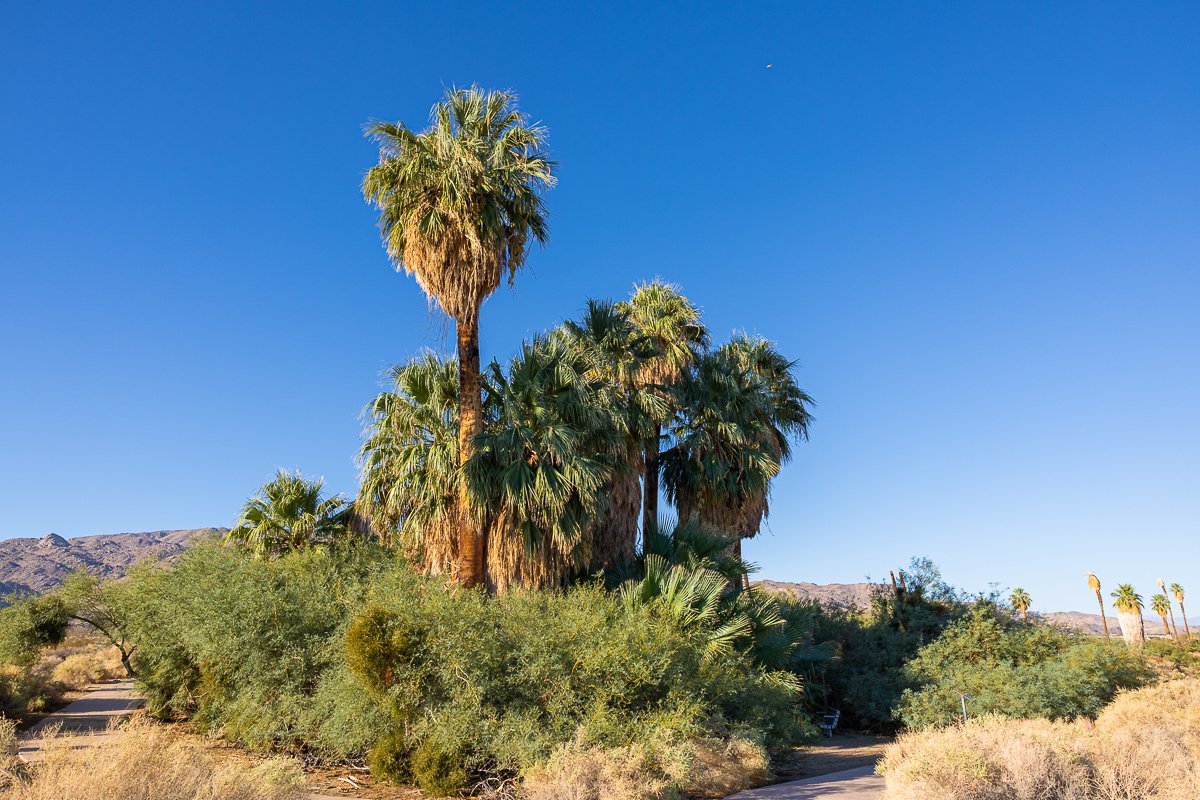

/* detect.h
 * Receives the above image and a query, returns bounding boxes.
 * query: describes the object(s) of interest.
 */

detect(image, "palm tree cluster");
[357,289,813,593]
[1085,574,1192,649]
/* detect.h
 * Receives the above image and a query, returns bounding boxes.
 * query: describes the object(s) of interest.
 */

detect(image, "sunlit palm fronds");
[226,470,347,559]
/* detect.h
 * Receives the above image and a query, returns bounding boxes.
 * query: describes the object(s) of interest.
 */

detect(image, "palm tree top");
[1171,582,1185,601]
[1111,583,1144,612]
[617,280,709,389]
[1151,593,1171,615]
[1010,587,1031,609]
[362,86,556,324]
[1087,572,1101,592]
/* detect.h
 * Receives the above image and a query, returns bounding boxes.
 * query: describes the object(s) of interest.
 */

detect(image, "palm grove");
[231,86,813,592]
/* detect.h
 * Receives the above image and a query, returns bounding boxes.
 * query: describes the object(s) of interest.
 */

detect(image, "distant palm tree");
[1171,583,1191,640]
[1087,573,1111,638]
[1158,578,1180,641]
[362,87,555,588]
[1010,587,1032,623]
[617,281,708,537]
[1151,593,1173,640]
[1111,583,1145,650]
[226,470,347,559]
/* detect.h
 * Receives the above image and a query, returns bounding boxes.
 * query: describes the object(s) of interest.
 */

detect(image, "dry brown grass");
[49,649,124,691]
[880,679,1200,800]
[0,717,306,800]
[522,736,675,800]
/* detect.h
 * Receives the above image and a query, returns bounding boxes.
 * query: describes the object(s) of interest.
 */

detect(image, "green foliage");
[225,470,349,559]
[122,541,813,791]
[0,595,69,669]
[895,605,1152,729]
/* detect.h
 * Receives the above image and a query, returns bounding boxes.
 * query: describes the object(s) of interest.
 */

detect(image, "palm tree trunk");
[456,315,484,589]
[1167,604,1180,642]
[1094,589,1111,638]
[1117,608,1145,651]
[1182,602,1192,640]
[642,425,660,541]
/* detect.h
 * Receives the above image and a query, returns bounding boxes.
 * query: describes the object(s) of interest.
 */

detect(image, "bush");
[895,605,1151,729]
[523,735,676,800]
[0,717,306,800]
[50,649,124,690]
[122,541,809,795]
[879,679,1200,800]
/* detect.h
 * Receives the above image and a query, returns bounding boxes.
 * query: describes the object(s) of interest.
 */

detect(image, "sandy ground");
[772,733,892,781]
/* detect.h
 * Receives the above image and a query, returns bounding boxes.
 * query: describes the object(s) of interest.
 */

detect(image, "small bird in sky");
[766,63,773,69]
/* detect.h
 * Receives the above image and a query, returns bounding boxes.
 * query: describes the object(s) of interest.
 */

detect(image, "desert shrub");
[880,715,1092,800]
[895,605,1151,729]
[0,597,69,671]
[523,735,676,800]
[49,649,124,689]
[1,716,306,800]
[344,569,807,791]
[880,679,1200,800]
[121,541,389,752]
[367,729,413,785]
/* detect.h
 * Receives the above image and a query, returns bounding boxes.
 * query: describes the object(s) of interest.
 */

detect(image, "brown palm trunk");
[1094,590,1111,638]
[1167,605,1180,642]
[1159,613,1170,638]
[456,315,484,589]
[1182,602,1192,640]
[642,425,660,541]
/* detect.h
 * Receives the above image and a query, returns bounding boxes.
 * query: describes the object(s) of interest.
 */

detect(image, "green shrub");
[895,605,1152,729]
[367,729,413,785]
[411,737,470,796]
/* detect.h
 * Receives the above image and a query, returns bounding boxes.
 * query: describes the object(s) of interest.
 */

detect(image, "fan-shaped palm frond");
[226,470,347,559]
[1009,587,1032,622]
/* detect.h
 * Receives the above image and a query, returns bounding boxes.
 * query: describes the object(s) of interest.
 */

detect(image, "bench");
[818,708,841,738]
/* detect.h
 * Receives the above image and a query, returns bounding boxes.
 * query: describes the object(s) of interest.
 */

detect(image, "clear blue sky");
[2,2,1197,613]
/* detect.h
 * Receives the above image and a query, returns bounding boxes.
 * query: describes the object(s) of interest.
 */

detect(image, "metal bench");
[818,708,841,738]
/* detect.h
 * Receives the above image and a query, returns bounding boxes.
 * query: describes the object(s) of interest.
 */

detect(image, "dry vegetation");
[0,717,306,800]
[880,679,1200,800]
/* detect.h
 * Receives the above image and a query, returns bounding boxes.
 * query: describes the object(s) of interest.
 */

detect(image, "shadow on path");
[18,680,144,763]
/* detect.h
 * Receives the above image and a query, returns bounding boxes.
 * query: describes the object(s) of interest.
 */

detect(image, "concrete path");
[724,765,885,799]
[17,680,144,763]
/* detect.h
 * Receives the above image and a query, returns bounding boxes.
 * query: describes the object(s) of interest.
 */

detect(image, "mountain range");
[0,528,225,596]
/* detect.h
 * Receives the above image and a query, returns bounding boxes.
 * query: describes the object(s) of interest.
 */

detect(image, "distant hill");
[757,579,1193,637]
[756,579,884,610]
[0,528,224,596]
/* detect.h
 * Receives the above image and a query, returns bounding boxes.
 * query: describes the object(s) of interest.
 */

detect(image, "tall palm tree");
[358,353,464,575]
[1151,593,1173,640]
[362,87,555,588]
[1087,573,1111,638]
[1009,587,1031,623]
[1157,578,1180,641]
[226,470,347,559]
[1111,583,1145,650]
[557,300,663,570]
[1172,583,1191,640]
[617,281,708,537]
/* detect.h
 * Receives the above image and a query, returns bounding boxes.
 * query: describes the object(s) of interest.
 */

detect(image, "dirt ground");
[771,732,893,782]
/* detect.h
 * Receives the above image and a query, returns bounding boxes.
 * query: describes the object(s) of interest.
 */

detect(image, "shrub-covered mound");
[123,542,811,797]
[895,604,1151,729]
[879,679,1200,800]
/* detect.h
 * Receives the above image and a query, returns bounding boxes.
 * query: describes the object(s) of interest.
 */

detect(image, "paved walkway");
[724,765,885,799]
[17,680,144,763]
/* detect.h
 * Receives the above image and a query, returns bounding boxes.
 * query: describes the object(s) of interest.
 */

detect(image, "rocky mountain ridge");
[0,528,225,596]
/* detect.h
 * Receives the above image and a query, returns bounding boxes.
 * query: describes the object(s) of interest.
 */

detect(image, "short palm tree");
[1087,573,1111,638]
[1151,593,1173,640]
[1111,583,1145,650]
[226,470,347,559]
[362,87,555,588]
[1172,583,1191,640]
[1157,578,1180,641]
[617,281,708,537]
[1010,587,1031,623]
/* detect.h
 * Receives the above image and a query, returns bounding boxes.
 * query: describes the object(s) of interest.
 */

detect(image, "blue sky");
[2,2,1197,613]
